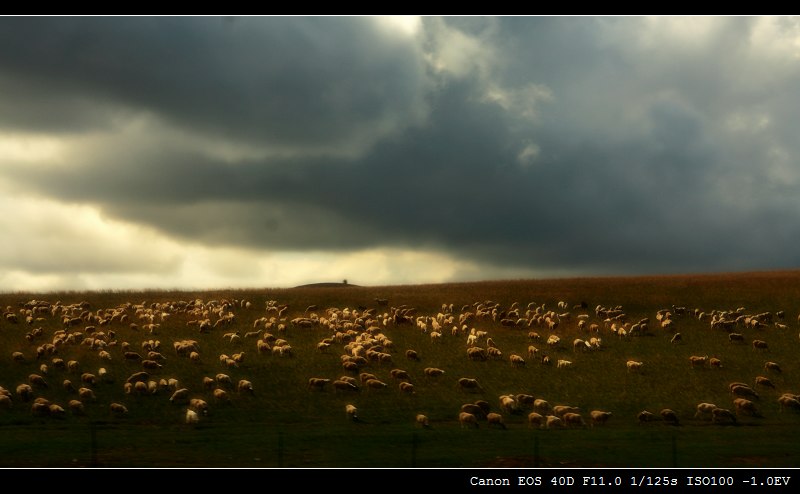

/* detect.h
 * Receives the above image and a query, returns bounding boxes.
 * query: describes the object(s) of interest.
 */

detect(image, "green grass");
[2,270,800,467]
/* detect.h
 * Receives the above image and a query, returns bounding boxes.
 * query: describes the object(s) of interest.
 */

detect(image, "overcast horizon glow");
[1,16,799,292]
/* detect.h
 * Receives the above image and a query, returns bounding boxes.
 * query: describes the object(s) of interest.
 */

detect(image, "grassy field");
[2,271,800,468]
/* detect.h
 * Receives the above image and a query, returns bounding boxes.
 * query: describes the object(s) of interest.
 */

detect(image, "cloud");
[2,16,800,291]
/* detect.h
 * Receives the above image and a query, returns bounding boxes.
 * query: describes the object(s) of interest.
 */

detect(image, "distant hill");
[292,282,358,288]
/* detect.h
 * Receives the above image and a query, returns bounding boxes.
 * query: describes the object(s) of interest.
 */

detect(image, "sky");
[1,16,800,292]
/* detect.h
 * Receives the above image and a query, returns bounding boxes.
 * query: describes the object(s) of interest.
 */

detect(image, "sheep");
[110,403,128,416]
[332,379,360,393]
[186,409,200,424]
[733,398,759,417]
[459,411,479,428]
[660,409,680,425]
[752,339,769,350]
[515,394,535,408]
[390,369,411,381]
[509,354,526,368]
[689,355,709,368]
[486,412,506,429]
[778,394,800,412]
[28,374,48,388]
[534,399,551,414]
[79,387,96,401]
[215,374,232,386]
[415,414,430,428]
[545,415,564,429]
[556,359,572,369]
[711,407,737,424]
[68,399,84,415]
[460,403,486,419]
[731,385,759,400]
[626,360,643,373]
[552,405,580,418]
[68,360,80,373]
[728,332,744,343]
[466,347,487,361]
[765,361,782,373]
[590,410,612,427]
[213,388,229,403]
[142,360,163,370]
[125,371,150,385]
[499,395,518,414]
[345,404,359,421]
[563,412,587,428]
[365,379,388,391]
[755,376,776,389]
[528,412,545,428]
[457,378,482,392]
[133,381,148,395]
[169,388,190,404]
[638,410,657,423]
[423,367,445,378]
[124,351,142,361]
[0,395,12,409]
[11,351,25,362]
[694,402,718,420]
[709,357,722,368]
[189,398,209,415]
[359,372,378,384]
[405,349,420,361]
[527,345,539,358]
[63,379,75,393]
[399,382,415,394]
[237,380,254,394]
[308,378,331,391]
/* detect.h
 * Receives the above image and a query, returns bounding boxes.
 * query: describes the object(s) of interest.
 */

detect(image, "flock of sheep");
[2,292,800,437]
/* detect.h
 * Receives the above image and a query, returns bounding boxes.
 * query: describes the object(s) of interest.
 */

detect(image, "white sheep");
[557,359,572,369]
[345,404,358,421]
[78,387,96,401]
[169,388,190,404]
[660,409,680,425]
[765,361,782,373]
[415,414,430,428]
[213,388,229,403]
[711,407,737,424]
[563,412,586,428]
[457,378,482,392]
[733,398,759,417]
[499,395,517,414]
[423,367,445,378]
[237,380,254,394]
[689,355,709,368]
[590,410,612,427]
[110,403,128,416]
[399,382,415,394]
[68,399,84,415]
[459,411,479,428]
[186,409,200,425]
[626,360,643,373]
[189,398,209,415]
[694,402,717,420]
[545,415,564,429]
[486,412,506,429]
[528,412,545,428]
[308,378,331,391]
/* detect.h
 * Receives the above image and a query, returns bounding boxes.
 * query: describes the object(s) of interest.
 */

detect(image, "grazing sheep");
[509,354,526,368]
[778,394,800,412]
[733,398,759,417]
[63,379,75,393]
[709,357,722,368]
[0,395,12,409]
[186,409,200,424]
[345,404,358,421]
[68,360,80,373]
[169,388,190,404]
[237,380,254,394]
[466,347,487,361]
[660,409,680,425]
[545,415,565,429]
[390,369,410,381]
[215,374,232,386]
[486,412,506,429]
[133,381,148,395]
[552,405,580,418]
[515,394,535,408]
[499,395,518,414]
[332,379,360,393]
[534,399,551,414]
[527,345,539,358]
[416,414,430,428]
[626,360,643,373]
[765,361,782,373]
[459,412,479,428]
[728,333,744,343]
[527,412,545,428]
[308,378,331,391]
[694,402,718,420]
[755,376,776,389]
[405,349,420,361]
[457,378,482,392]
[213,388,229,403]
[141,360,163,370]
[563,412,587,428]
[557,359,572,369]
[68,399,84,415]
[711,407,737,424]
[78,387,96,401]
[731,385,759,400]
[365,379,388,391]
[752,340,769,350]
[460,404,486,419]
[590,410,612,427]
[110,403,128,416]
[423,367,445,378]
[11,351,25,362]
[399,382,415,394]
[28,374,48,388]
[189,398,209,415]
[689,355,709,368]
[126,371,150,385]
[638,410,657,423]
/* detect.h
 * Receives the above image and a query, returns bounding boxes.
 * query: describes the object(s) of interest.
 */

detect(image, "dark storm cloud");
[4,16,800,280]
